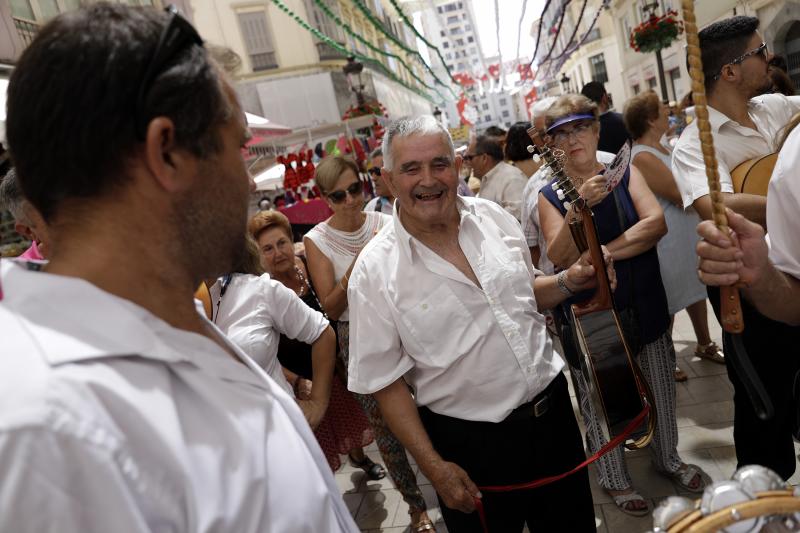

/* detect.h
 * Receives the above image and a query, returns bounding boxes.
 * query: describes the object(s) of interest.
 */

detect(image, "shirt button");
[422,303,428,310]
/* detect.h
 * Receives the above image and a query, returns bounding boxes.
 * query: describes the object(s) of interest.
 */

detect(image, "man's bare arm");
[693,193,767,228]
[372,378,481,513]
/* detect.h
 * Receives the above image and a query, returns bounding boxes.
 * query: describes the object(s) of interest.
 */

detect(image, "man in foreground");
[347,115,611,532]
[0,4,356,531]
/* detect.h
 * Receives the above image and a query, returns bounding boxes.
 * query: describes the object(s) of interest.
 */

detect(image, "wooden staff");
[680,0,744,333]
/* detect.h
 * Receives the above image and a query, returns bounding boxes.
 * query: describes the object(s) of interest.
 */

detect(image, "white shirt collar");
[707,98,765,133]
[391,196,479,265]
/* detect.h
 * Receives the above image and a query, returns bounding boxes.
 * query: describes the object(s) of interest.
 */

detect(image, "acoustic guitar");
[527,127,656,450]
[730,152,776,196]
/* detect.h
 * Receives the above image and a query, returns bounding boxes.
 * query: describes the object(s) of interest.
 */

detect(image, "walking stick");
[680,0,773,420]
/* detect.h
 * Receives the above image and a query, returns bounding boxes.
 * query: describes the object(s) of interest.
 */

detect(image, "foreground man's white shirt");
[767,125,800,279]
[0,260,357,533]
[347,196,564,423]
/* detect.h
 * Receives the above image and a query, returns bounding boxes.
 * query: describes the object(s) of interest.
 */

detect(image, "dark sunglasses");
[135,5,204,139]
[368,167,382,177]
[327,181,364,204]
[711,42,768,81]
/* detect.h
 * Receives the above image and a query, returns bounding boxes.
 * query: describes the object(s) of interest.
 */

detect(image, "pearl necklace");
[294,265,308,298]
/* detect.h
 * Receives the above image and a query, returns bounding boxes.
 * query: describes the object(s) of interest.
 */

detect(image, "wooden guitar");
[730,152,776,196]
[528,127,656,450]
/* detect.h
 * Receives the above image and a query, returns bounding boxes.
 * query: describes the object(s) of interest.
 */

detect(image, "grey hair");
[382,115,455,171]
[0,168,27,222]
[531,96,558,119]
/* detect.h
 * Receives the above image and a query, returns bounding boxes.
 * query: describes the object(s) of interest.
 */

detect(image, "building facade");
[190,0,434,129]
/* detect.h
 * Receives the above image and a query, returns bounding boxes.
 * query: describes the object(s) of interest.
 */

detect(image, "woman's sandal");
[658,463,707,493]
[695,342,725,364]
[411,518,436,532]
[348,453,386,480]
[608,489,651,517]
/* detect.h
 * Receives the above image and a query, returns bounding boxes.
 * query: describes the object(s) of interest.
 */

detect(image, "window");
[444,2,458,12]
[440,30,446,37]
[632,83,640,94]
[447,15,459,24]
[455,38,464,46]
[238,11,278,71]
[447,63,454,70]
[450,26,462,35]
[458,1,463,7]
[11,0,85,21]
[589,53,608,84]
[502,110,510,118]
[499,97,507,105]
[647,77,657,89]
[482,103,489,110]
[437,6,443,13]
[469,46,477,55]
[443,42,449,49]
[484,114,492,121]
[465,24,471,31]
[467,36,474,43]
[445,52,452,60]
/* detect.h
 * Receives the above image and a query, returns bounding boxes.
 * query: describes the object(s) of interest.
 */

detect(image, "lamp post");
[343,55,366,106]
[560,73,571,94]
[642,1,670,102]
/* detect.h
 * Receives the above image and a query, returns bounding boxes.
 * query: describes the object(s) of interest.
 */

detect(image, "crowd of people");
[1,4,799,533]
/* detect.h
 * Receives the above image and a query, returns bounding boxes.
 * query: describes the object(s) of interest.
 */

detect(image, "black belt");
[504,374,564,423]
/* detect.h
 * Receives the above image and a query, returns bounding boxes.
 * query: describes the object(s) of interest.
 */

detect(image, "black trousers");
[418,374,596,532]
[708,286,800,479]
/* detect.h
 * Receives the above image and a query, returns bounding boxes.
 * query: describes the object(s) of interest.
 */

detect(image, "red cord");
[472,405,650,532]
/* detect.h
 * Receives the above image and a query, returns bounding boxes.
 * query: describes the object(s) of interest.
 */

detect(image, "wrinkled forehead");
[392,132,452,163]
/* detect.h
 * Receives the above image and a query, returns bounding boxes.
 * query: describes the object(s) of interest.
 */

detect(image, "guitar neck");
[572,205,613,316]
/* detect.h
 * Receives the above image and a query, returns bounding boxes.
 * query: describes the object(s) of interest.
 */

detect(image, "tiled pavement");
[336,306,800,532]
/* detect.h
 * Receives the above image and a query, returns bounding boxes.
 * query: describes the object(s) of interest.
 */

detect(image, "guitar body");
[730,153,777,196]
[527,127,655,450]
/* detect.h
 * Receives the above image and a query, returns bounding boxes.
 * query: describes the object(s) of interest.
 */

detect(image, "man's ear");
[14,222,36,242]
[142,117,196,193]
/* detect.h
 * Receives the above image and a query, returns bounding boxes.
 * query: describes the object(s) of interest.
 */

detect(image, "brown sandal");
[695,342,725,364]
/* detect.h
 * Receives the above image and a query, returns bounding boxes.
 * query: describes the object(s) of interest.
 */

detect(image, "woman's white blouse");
[210,273,329,395]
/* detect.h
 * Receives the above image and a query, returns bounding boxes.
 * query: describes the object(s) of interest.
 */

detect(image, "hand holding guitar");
[564,245,617,293]
[578,175,611,207]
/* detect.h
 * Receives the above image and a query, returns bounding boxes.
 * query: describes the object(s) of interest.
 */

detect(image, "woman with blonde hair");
[304,155,434,532]
[248,209,379,475]
[623,91,725,381]
[538,94,707,515]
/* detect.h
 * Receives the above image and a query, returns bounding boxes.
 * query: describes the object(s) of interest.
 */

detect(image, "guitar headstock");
[526,126,583,210]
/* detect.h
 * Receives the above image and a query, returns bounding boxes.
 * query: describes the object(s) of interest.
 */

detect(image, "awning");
[246,112,292,136]
[249,114,381,155]
[279,198,332,225]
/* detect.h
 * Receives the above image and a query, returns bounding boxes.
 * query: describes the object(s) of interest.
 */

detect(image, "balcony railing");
[316,41,347,61]
[250,52,278,71]
[13,17,40,47]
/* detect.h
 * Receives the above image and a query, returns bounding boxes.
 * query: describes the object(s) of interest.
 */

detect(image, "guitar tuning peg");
[556,189,565,200]
[532,154,541,163]
[526,145,536,153]
[550,182,559,191]
[563,201,570,210]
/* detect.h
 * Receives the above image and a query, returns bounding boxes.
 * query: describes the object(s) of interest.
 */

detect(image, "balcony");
[316,41,347,61]
[250,52,278,71]
[13,17,40,47]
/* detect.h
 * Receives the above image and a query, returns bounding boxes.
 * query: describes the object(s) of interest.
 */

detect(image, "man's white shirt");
[476,161,528,221]
[671,93,800,209]
[347,196,564,423]
[767,124,800,279]
[0,260,357,533]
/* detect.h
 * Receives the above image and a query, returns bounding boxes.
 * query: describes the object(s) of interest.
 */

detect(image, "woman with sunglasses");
[304,156,434,532]
[538,94,707,516]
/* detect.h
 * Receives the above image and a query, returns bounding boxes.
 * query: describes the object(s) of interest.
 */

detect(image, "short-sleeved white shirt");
[671,94,800,209]
[767,125,800,279]
[0,260,357,533]
[209,273,329,395]
[476,161,528,221]
[347,197,564,423]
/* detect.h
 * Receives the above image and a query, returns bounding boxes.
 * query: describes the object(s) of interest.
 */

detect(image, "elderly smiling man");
[347,115,610,532]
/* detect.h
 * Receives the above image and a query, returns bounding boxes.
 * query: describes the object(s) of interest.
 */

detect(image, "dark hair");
[0,168,25,220]
[483,126,507,139]
[232,233,266,276]
[697,16,760,92]
[504,122,534,162]
[474,135,504,162]
[581,81,607,104]
[769,55,789,73]
[6,4,230,222]
[770,67,796,96]
[623,91,661,139]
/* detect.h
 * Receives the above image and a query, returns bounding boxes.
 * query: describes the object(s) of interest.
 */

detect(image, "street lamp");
[433,106,443,123]
[343,55,366,106]
[560,73,571,94]
[640,1,670,102]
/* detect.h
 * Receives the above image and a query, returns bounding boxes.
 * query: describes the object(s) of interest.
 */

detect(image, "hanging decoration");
[311,0,449,101]
[629,9,683,53]
[456,94,477,126]
[350,0,456,95]
[524,87,538,108]
[269,0,435,103]
[341,100,387,121]
[494,0,506,91]
[514,0,530,70]
[528,0,555,69]
[453,72,476,87]
[518,63,534,80]
[387,0,459,87]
